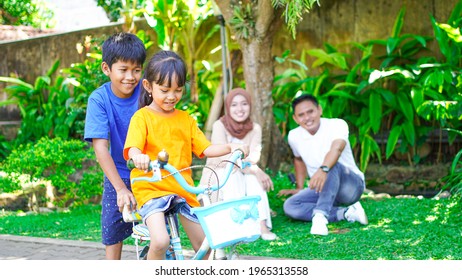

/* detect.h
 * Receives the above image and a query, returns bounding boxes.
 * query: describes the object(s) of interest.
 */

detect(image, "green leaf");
[386,37,400,55]
[307,49,348,70]
[437,23,462,42]
[0,77,34,89]
[369,91,382,134]
[450,149,462,174]
[0,99,18,107]
[324,90,356,100]
[391,7,406,38]
[386,125,402,159]
[410,87,424,110]
[397,93,414,122]
[402,120,415,145]
[34,76,51,90]
[431,16,451,61]
[360,136,372,172]
[46,60,60,77]
[287,59,309,71]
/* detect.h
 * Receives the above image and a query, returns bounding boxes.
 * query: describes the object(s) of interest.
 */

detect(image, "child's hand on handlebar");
[230,143,249,158]
[131,153,151,172]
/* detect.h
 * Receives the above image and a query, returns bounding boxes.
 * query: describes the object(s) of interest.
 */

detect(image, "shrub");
[0,137,103,208]
[0,0,55,28]
[441,148,462,199]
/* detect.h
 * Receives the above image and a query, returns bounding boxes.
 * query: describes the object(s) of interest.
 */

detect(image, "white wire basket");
[191,195,262,249]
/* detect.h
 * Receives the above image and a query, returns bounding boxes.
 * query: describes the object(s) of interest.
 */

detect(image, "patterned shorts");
[138,195,199,225]
[101,177,133,246]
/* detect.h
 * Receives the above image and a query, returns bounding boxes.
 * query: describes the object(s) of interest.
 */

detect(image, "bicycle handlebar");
[127,149,247,195]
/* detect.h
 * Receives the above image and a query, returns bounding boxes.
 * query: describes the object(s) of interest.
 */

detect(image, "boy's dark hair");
[102,32,146,69]
[139,50,187,108]
[291,94,319,111]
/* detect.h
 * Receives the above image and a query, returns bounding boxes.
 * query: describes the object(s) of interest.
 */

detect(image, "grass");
[1,174,461,260]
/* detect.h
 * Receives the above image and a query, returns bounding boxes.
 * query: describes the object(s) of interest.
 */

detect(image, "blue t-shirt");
[84,82,141,179]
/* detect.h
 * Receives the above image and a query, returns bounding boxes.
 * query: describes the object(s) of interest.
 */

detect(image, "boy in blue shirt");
[84,32,146,259]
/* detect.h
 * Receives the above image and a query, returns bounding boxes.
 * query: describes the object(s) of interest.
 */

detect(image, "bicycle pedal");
[165,246,176,260]
[139,245,149,259]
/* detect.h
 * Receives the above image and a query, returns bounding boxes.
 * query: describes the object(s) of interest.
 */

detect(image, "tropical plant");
[142,0,221,103]
[368,4,462,164]
[364,7,434,164]
[0,60,88,147]
[62,35,109,94]
[0,134,12,159]
[366,8,432,69]
[96,0,147,30]
[441,147,462,199]
[272,50,310,137]
[0,137,103,208]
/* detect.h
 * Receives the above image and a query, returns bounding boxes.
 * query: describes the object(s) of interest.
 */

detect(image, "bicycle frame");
[126,149,250,260]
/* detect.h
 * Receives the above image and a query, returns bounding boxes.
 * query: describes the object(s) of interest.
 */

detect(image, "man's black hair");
[291,94,320,111]
[102,32,146,69]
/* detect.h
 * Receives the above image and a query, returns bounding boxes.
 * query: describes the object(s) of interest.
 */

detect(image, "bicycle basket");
[191,195,261,249]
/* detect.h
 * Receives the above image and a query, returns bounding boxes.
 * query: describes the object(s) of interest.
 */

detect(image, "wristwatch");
[320,165,330,173]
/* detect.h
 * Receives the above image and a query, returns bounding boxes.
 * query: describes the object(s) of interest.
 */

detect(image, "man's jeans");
[283,163,365,222]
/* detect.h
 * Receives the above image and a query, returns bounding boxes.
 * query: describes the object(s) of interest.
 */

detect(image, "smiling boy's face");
[292,99,323,135]
[102,60,142,98]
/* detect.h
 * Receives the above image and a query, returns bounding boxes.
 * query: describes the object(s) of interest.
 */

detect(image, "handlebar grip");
[127,159,153,171]
[127,159,136,170]
[233,148,245,159]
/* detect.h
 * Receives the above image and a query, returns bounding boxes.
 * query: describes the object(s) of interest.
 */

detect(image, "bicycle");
[123,149,261,260]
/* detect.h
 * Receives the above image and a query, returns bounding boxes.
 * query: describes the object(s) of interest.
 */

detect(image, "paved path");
[0,234,139,260]
[0,234,270,260]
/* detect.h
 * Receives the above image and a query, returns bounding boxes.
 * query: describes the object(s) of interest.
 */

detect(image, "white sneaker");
[344,201,368,225]
[261,232,277,241]
[230,253,240,260]
[310,213,328,236]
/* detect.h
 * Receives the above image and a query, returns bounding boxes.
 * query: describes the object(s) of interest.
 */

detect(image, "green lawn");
[1,193,460,260]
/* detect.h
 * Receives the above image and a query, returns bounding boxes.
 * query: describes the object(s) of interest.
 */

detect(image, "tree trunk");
[204,82,224,140]
[215,1,291,171]
[239,37,291,171]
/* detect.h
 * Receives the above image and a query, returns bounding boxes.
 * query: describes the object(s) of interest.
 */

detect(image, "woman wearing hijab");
[199,88,277,242]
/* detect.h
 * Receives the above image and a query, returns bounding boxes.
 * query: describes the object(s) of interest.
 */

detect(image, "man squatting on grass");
[278,94,368,236]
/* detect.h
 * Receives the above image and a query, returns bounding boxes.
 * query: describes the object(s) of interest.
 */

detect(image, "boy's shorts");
[138,195,199,225]
[101,178,133,246]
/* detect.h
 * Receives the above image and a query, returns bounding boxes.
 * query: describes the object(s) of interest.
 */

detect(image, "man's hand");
[308,169,328,193]
[117,188,137,213]
[278,188,301,196]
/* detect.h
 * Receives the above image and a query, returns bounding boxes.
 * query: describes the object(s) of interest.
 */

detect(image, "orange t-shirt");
[123,107,211,208]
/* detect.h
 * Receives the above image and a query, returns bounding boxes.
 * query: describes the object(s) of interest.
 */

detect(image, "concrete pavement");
[0,234,138,260]
[0,234,271,260]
